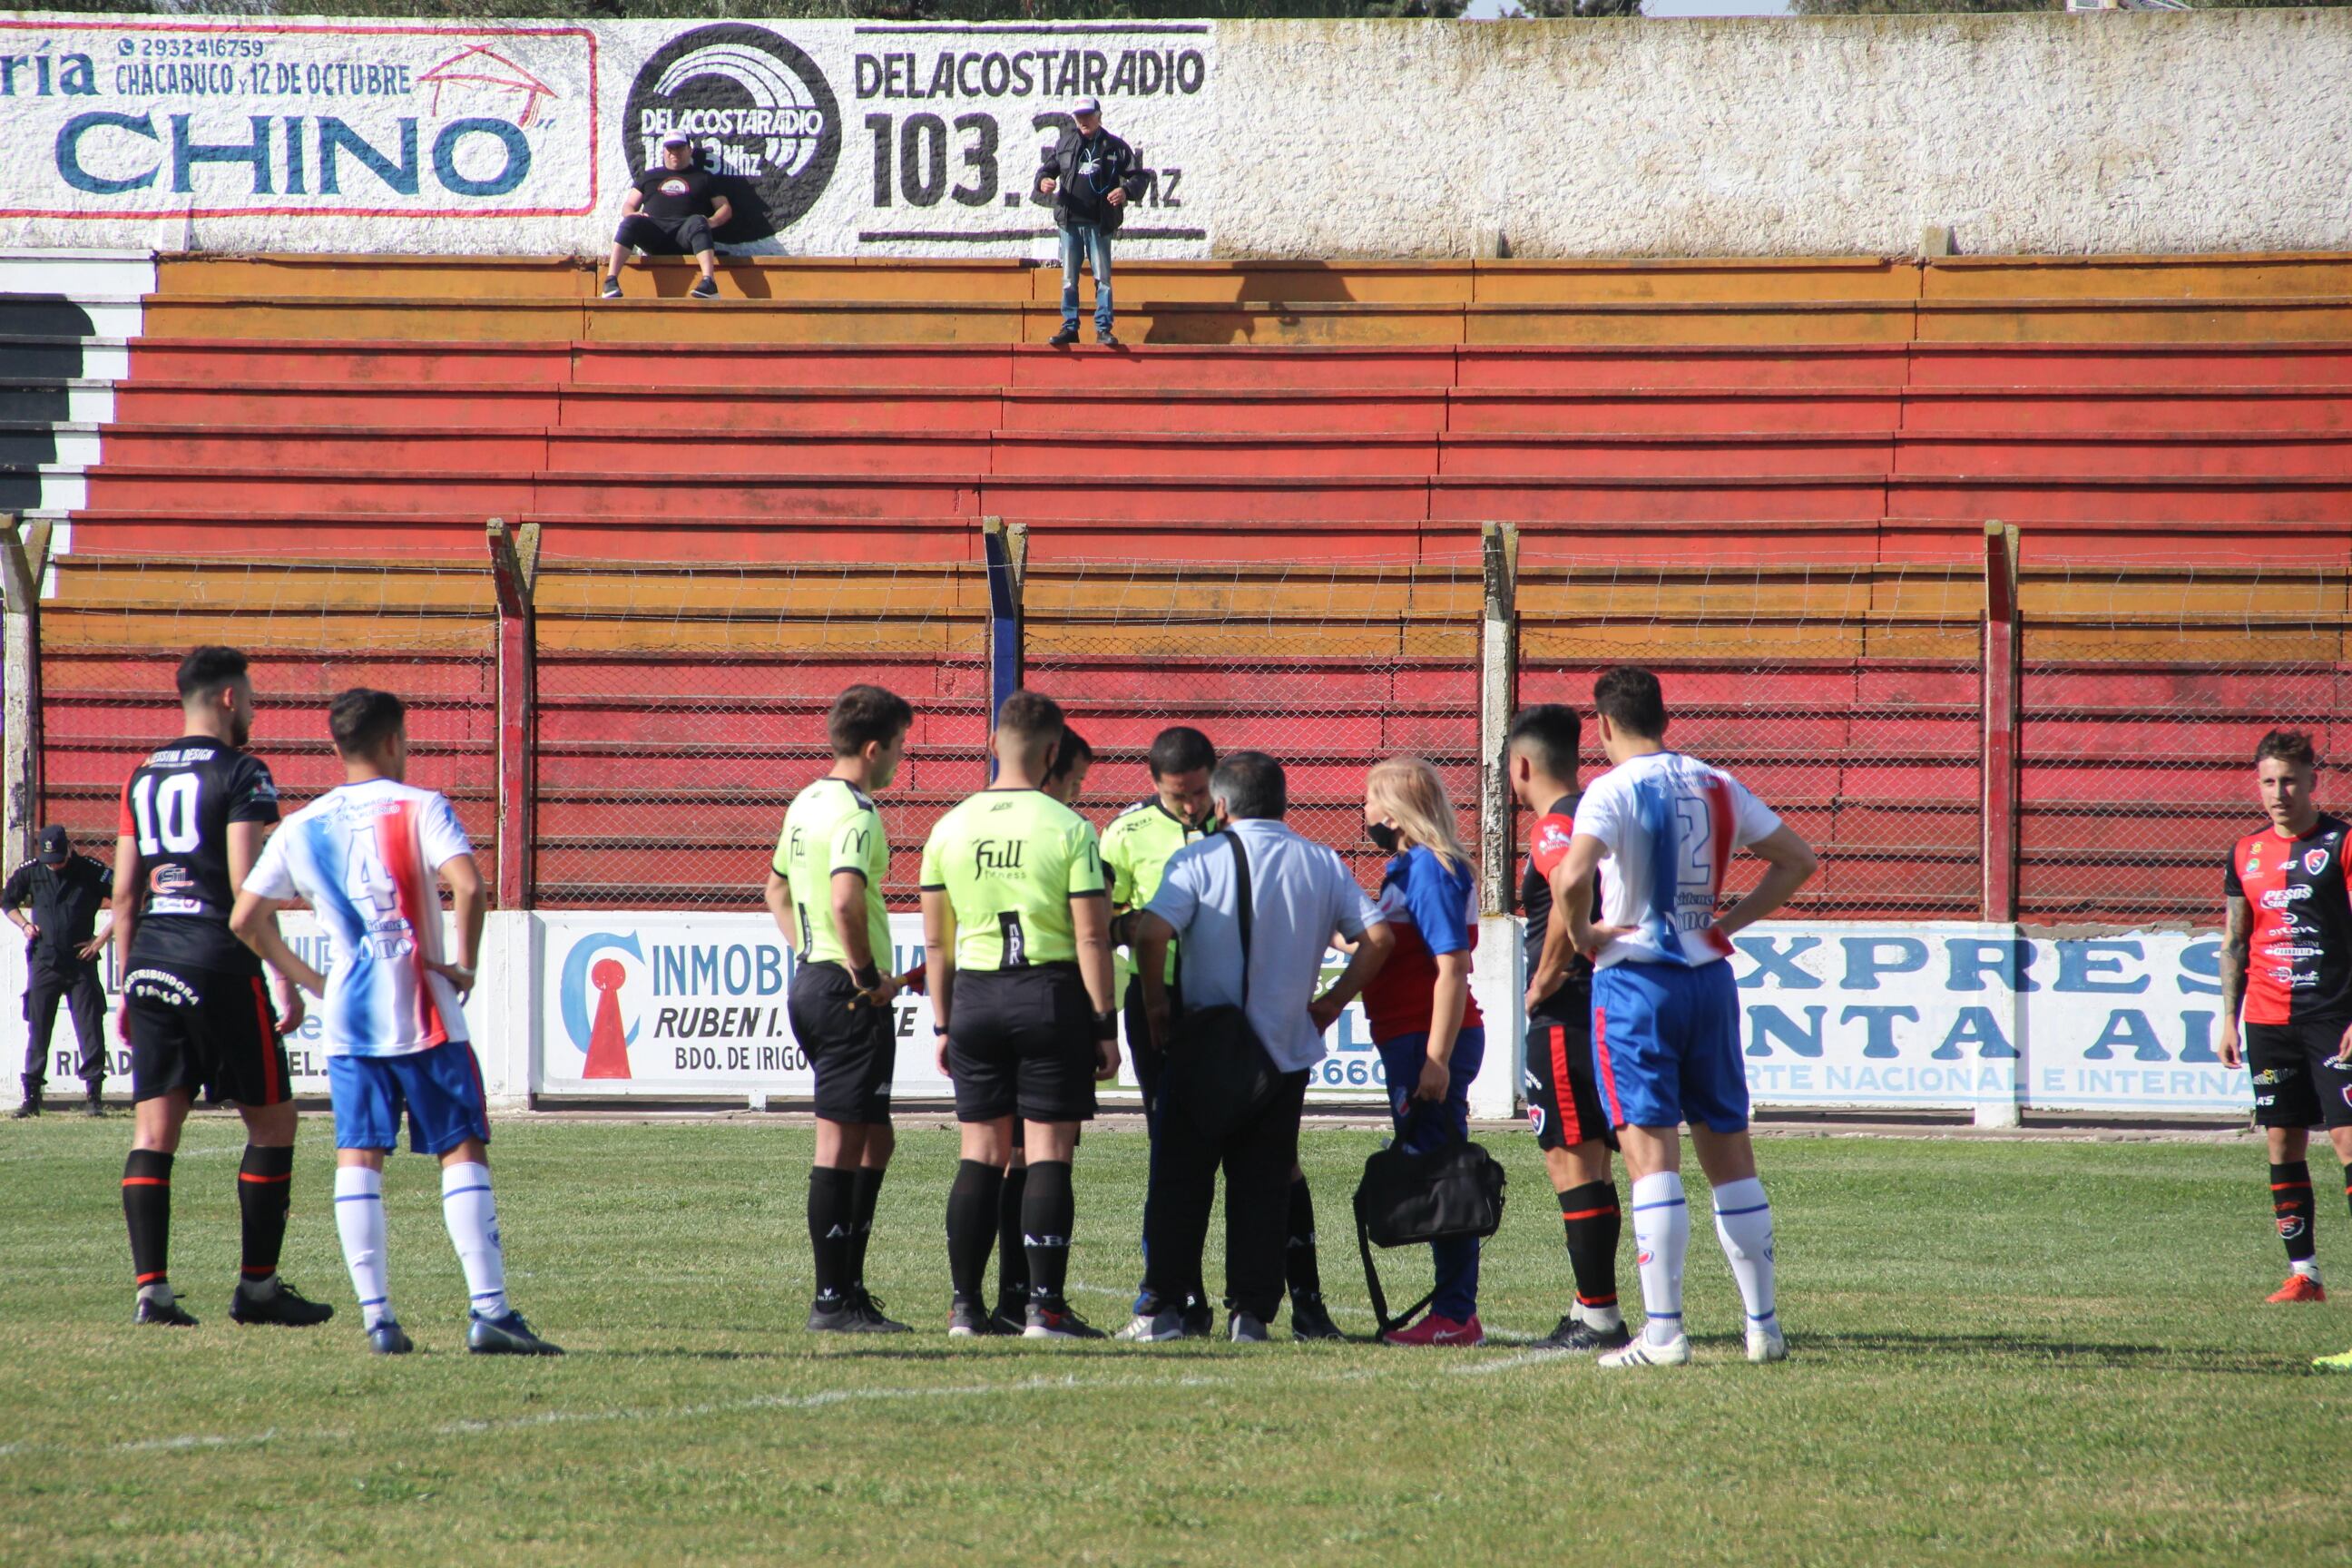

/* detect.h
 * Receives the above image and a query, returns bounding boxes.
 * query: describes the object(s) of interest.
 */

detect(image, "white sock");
[2293,1259,2323,1283]
[1712,1176,1779,1331]
[137,1279,176,1308]
[1575,1298,1624,1332]
[1630,1171,1689,1347]
[441,1162,508,1319]
[335,1166,391,1329]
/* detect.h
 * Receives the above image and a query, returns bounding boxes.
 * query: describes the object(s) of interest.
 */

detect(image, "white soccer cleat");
[1746,1322,1787,1364]
[1598,1331,1691,1368]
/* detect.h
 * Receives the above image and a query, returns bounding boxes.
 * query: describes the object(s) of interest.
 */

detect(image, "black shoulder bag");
[1353,1110,1509,1338]
[1163,830,1281,1144]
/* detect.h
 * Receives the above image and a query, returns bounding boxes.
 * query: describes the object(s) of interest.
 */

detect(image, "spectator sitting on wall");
[603,132,731,302]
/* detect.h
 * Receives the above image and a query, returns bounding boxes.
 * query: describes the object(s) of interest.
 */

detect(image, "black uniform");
[1521,795,1615,1152]
[116,738,289,1106]
[4,851,113,1089]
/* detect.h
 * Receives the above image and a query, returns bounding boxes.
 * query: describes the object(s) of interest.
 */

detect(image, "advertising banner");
[0,12,1213,256]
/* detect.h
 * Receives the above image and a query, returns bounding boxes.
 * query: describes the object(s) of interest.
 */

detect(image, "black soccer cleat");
[1024,1301,1106,1340]
[1535,1313,1632,1355]
[230,1279,336,1328]
[950,1298,1014,1338]
[1048,323,1081,348]
[1289,1292,1346,1343]
[468,1308,563,1356]
[846,1289,914,1334]
[367,1320,415,1356]
[134,1294,200,1328]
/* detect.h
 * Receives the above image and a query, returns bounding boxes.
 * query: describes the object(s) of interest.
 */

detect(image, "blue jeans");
[1377,1026,1485,1321]
[1059,222,1113,332]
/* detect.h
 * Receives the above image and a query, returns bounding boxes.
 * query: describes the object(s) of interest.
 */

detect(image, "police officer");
[5,825,114,1117]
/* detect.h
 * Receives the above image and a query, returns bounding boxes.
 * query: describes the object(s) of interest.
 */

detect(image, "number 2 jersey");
[119,735,280,975]
[242,778,473,1057]
[2224,813,2352,1025]
[1573,750,1782,970]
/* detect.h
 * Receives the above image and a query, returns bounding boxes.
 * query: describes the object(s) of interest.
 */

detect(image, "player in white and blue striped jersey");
[229,688,558,1357]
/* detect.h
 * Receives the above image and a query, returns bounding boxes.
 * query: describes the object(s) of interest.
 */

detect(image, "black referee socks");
[237,1143,296,1288]
[122,1149,174,1295]
[946,1159,1005,1305]
[848,1166,886,1292]
[1021,1160,1076,1308]
[808,1166,857,1305]
[1285,1175,1323,1298]
[996,1162,1031,1314]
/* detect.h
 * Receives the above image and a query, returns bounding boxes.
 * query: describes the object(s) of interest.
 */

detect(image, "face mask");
[1367,821,1401,854]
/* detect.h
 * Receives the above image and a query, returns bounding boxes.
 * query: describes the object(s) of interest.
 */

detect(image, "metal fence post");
[487,519,540,910]
[1981,520,2021,926]
[1470,521,1522,1121]
[0,515,50,871]
[983,516,1026,780]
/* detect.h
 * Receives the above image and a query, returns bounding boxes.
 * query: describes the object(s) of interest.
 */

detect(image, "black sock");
[848,1166,885,1292]
[2274,1161,2317,1264]
[996,1163,1031,1312]
[237,1144,295,1288]
[1022,1159,1075,1309]
[946,1159,1005,1305]
[1560,1181,1622,1311]
[123,1150,173,1292]
[1285,1175,1323,1298]
[808,1167,858,1305]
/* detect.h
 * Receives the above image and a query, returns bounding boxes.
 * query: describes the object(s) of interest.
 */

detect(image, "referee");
[6,826,113,1118]
[922,691,1120,1338]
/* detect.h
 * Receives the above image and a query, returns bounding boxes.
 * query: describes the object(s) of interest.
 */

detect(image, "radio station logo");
[624,24,839,240]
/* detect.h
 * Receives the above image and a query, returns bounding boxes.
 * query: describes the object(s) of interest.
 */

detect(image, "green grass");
[4,1118,2350,1566]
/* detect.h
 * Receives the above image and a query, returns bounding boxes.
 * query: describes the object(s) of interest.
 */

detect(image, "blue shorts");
[1591,960,1748,1134]
[328,1039,491,1155]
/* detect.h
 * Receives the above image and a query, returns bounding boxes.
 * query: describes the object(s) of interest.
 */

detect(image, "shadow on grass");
[593,1345,1237,1364]
[1786,1328,2301,1377]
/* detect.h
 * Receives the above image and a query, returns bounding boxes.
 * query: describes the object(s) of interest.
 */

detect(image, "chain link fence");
[2017,562,2350,926]
[35,554,498,885]
[530,559,991,909]
[1020,556,1485,886]
[1517,557,1987,922]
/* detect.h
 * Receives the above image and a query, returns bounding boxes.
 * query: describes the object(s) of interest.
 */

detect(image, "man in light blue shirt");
[1131,751,1392,1342]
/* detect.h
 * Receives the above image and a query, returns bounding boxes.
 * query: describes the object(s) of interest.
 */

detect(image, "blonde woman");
[1359,756,1487,1347]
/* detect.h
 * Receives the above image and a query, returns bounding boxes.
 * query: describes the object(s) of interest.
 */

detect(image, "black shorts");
[124,961,289,1107]
[1524,1011,1616,1152]
[615,212,715,255]
[2247,1018,2352,1130]
[948,965,1098,1125]
[787,962,895,1125]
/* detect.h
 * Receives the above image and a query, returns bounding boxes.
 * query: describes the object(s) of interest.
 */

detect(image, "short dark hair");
[1045,725,1093,789]
[828,683,913,758]
[1211,750,1286,820]
[995,689,1065,744]
[328,687,405,759]
[1148,726,1216,779]
[1505,703,1581,780]
[1592,666,1668,740]
[176,645,250,702]
[2256,730,2319,771]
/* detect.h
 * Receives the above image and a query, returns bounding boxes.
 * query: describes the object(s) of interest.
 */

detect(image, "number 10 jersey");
[118,735,281,975]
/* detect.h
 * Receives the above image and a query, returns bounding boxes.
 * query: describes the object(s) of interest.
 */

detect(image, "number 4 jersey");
[243,778,474,1057]
[1573,750,1782,970]
[119,735,281,975]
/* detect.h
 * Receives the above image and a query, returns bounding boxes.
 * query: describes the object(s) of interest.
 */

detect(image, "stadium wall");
[0,912,2246,1122]
[3,10,2349,260]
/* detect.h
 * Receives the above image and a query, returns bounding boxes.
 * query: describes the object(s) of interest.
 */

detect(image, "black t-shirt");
[634,165,719,221]
[118,736,280,975]
[1521,793,1595,1024]
[1061,132,1124,224]
[2,853,113,962]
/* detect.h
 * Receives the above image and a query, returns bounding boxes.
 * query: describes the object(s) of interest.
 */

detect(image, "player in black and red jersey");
[1508,704,1628,1354]
[111,646,333,1329]
[2220,729,2352,1308]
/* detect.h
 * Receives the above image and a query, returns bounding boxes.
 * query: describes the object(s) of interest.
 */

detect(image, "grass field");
[4,1116,2350,1567]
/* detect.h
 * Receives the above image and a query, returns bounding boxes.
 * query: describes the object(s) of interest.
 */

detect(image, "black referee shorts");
[2248,1017,2352,1131]
[787,962,895,1125]
[948,965,1098,1125]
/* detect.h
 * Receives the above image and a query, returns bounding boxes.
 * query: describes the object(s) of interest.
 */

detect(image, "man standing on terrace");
[1036,97,1150,349]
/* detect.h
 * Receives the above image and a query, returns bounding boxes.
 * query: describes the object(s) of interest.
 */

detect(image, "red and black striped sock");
[122,1150,173,1295]
[237,1144,295,1288]
[2272,1161,2317,1265]
[1560,1180,1622,1315]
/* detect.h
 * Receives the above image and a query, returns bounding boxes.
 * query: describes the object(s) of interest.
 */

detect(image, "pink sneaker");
[1380,1313,1485,1348]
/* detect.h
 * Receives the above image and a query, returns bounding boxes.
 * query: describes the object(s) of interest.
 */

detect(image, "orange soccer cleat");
[2267,1272,2328,1304]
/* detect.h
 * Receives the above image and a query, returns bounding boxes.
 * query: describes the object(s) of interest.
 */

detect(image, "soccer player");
[230,689,558,1356]
[922,691,1120,1338]
[1550,667,1818,1368]
[111,645,333,1329]
[2215,730,2352,1309]
[766,684,916,1335]
[1511,704,1630,1355]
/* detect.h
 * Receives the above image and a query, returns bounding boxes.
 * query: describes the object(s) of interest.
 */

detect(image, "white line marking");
[1452,1348,1569,1377]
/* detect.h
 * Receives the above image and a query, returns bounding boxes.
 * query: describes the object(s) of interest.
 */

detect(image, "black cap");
[38,826,68,863]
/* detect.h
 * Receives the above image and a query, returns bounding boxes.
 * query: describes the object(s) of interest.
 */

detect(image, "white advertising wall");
[3,913,2258,1122]
[3,10,2349,259]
